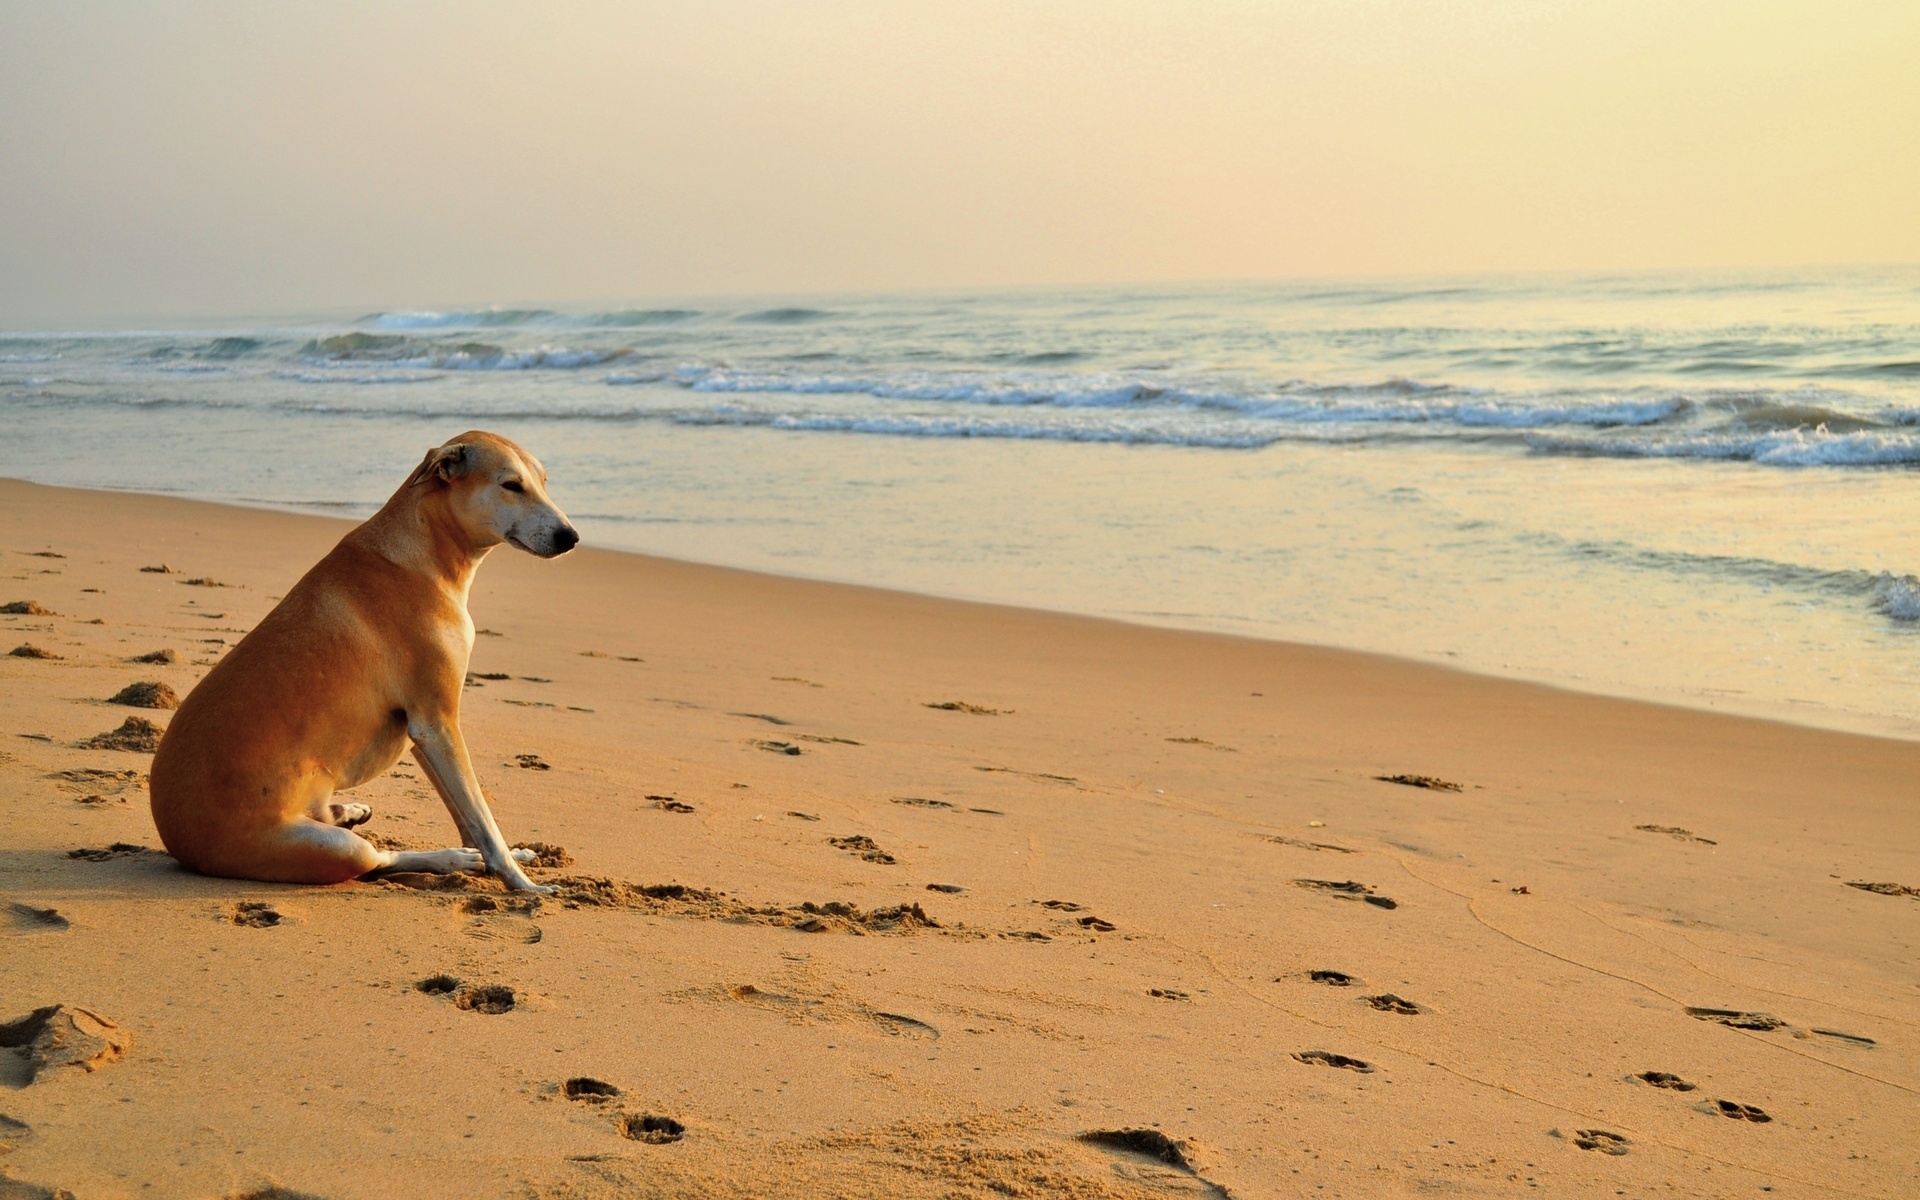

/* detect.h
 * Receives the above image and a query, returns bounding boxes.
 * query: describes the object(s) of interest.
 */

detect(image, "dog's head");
[408,431,579,558]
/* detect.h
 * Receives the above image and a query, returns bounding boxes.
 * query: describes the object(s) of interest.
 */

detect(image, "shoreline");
[2,476,1916,1197]
[9,474,1914,747]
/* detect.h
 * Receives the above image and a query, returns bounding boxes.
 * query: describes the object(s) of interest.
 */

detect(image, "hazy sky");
[2,1,1915,324]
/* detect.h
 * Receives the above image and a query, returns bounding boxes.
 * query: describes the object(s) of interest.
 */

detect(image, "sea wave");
[274,370,443,385]
[366,307,699,329]
[672,366,1691,429]
[1870,573,1920,620]
[738,307,833,323]
[1528,426,1920,467]
[671,407,1303,449]
[369,309,559,329]
[1533,531,1920,623]
[300,333,630,370]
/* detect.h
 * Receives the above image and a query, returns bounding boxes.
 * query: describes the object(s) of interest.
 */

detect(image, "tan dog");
[150,431,578,893]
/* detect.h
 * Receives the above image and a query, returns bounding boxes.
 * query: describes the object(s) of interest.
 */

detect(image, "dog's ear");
[406,443,470,488]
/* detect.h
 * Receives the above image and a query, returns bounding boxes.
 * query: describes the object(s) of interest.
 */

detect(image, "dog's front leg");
[409,718,553,894]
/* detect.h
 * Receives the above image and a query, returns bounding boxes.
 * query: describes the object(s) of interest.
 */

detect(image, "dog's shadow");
[0,846,378,904]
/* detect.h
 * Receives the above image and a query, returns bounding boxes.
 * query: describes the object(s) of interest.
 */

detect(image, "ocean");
[6,267,1920,737]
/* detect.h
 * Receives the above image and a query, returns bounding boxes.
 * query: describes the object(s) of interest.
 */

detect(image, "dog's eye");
[501,480,525,494]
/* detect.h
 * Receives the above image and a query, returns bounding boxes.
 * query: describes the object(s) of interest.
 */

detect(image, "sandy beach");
[1,475,1916,1199]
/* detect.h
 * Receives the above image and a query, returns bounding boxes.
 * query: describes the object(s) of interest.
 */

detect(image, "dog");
[150,431,577,893]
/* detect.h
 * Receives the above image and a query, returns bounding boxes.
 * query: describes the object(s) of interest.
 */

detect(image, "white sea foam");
[1870,573,1920,620]
[274,370,441,385]
[1531,426,1920,466]
[370,309,557,329]
[368,308,699,329]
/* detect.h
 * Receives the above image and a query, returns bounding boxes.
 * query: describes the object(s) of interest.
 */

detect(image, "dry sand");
[1,476,1916,1199]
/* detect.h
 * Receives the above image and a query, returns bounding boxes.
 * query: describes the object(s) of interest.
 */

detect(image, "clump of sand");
[81,717,164,752]
[107,682,179,710]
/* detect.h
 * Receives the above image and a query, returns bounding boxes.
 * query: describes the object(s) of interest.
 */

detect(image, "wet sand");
[1,476,1915,1198]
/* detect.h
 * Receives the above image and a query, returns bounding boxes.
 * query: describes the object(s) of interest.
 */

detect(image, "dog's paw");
[328,802,373,829]
[415,847,486,874]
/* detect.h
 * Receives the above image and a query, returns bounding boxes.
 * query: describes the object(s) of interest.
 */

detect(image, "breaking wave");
[366,308,701,329]
[300,333,629,370]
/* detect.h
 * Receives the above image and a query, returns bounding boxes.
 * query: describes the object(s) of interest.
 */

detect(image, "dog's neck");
[354,487,498,604]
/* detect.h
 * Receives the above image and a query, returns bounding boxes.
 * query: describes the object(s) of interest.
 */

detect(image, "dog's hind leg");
[237,820,482,885]
[370,846,487,876]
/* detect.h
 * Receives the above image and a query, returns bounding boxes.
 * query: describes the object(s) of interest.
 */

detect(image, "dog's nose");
[552,525,579,553]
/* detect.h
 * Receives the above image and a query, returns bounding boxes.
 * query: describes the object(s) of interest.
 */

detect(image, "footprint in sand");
[1078,1128,1206,1174]
[562,1077,621,1104]
[1567,1129,1630,1155]
[1375,773,1462,792]
[412,975,514,1013]
[0,1004,130,1083]
[1034,901,1114,930]
[649,795,696,813]
[1148,988,1190,1001]
[925,883,965,894]
[1306,970,1357,987]
[728,983,822,1017]
[1845,881,1920,899]
[1635,1071,1696,1091]
[1294,1050,1374,1073]
[50,767,144,802]
[924,701,1007,715]
[3,904,69,935]
[228,901,283,928]
[619,1114,685,1143]
[828,835,896,864]
[514,754,551,770]
[754,739,803,756]
[1710,1099,1771,1123]
[66,843,151,863]
[893,797,956,809]
[1636,824,1717,845]
[1261,834,1357,853]
[460,894,544,943]
[1363,993,1420,1015]
[1292,878,1398,909]
[453,985,516,1014]
[869,1011,940,1039]
[1685,1007,1787,1032]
